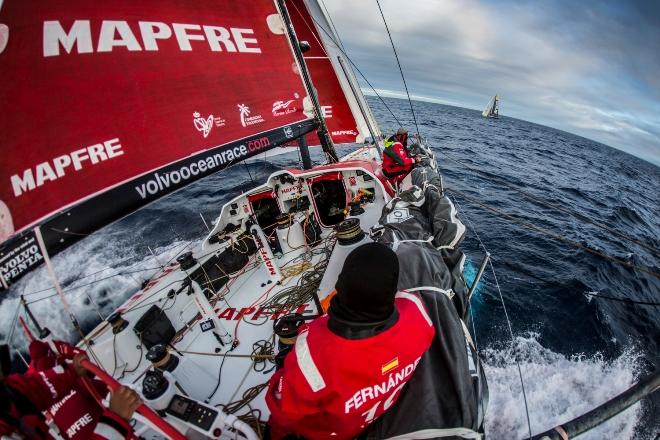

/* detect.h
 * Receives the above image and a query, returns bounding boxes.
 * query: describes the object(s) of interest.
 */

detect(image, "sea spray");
[1,237,198,347]
[482,333,642,439]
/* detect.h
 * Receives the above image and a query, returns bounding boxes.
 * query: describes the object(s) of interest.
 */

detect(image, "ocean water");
[1,96,658,439]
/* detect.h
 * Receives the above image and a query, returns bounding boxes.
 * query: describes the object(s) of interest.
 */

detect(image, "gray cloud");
[322,0,660,165]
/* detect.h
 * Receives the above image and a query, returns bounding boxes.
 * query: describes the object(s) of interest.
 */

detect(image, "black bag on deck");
[133,305,176,349]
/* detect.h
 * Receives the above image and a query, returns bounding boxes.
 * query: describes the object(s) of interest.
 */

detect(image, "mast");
[277,0,339,163]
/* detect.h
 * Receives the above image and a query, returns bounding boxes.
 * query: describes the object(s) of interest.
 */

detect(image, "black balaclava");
[330,242,399,323]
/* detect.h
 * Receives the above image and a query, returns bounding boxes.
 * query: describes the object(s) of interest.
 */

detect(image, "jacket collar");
[327,308,399,340]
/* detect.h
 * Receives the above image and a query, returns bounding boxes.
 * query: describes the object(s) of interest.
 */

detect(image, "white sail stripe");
[396,291,433,326]
[295,330,326,392]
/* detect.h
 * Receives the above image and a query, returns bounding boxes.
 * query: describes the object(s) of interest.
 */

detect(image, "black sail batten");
[0,119,318,291]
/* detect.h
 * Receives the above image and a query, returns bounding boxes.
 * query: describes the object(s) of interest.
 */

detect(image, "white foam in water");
[482,333,643,439]
[0,234,198,348]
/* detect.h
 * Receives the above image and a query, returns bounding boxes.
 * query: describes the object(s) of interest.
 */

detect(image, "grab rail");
[79,359,187,440]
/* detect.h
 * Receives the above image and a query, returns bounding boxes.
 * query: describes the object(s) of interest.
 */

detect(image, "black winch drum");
[335,218,365,245]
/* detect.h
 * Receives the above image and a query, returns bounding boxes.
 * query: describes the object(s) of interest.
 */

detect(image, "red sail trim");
[285,0,362,146]
[0,0,312,243]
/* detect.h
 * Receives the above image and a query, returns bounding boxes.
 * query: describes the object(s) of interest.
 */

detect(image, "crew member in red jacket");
[381,128,419,185]
[266,242,435,440]
[0,341,140,439]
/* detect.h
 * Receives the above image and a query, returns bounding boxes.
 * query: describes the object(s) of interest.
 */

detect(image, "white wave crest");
[0,236,198,347]
[482,333,643,439]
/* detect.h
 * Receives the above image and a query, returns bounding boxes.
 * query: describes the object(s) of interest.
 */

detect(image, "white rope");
[453,198,533,439]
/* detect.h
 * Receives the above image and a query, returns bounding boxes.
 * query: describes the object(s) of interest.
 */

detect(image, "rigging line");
[449,187,660,280]
[25,271,164,306]
[20,238,191,298]
[498,259,660,307]
[5,300,23,346]
[289,1,330,59]
[291,1,403,127]
[442,154,660,257]
[375,0,420,137]
[488,258,533,439]
[243,161,255,185]
[583,292,660,307]
[319,0,347,52]
[455,198,533,438]
[22,265,163,299]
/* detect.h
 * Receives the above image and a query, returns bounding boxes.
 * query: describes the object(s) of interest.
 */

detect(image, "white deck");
[79,148,392,438]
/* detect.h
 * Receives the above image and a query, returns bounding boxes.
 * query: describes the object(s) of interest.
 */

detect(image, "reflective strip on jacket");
[266,293,435,440]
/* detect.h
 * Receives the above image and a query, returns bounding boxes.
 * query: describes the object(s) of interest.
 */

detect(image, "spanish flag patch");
[381,357,399,375]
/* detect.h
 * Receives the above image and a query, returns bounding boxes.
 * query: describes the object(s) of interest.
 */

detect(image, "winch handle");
[79,358,187,440]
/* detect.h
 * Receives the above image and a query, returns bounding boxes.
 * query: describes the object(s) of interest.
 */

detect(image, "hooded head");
[330,242,399,323]
[394,128,408,147]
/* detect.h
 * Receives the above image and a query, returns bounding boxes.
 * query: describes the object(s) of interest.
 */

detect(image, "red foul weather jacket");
[266,292,435,440]
[382,142,414,183]
[0,341,133,440]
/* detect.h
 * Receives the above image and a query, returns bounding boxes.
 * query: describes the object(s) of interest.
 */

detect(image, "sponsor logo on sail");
[272,99,298,116]
[134,136,272,199]
[193,112,213,138]
[332,129,358,136]
[0,231,43,288]
[321,105,333,118]
[42,21,262,57]
[10,138,124,197]
[193,111,225,138]
[238,104,264,127]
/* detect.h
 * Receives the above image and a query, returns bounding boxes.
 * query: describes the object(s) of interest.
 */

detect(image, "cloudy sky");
[323,0,660,165]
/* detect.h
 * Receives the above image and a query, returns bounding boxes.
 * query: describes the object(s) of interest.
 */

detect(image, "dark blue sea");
[1,96,658,439]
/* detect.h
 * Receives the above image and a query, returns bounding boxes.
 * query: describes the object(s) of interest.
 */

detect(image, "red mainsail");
[0,0,318,288]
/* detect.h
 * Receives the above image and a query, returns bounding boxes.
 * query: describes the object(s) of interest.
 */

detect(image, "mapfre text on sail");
[10,139,124,197]
[43,21,262,56]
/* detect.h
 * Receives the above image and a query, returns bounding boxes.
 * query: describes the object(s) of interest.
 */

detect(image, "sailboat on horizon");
[482,94,500,118]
